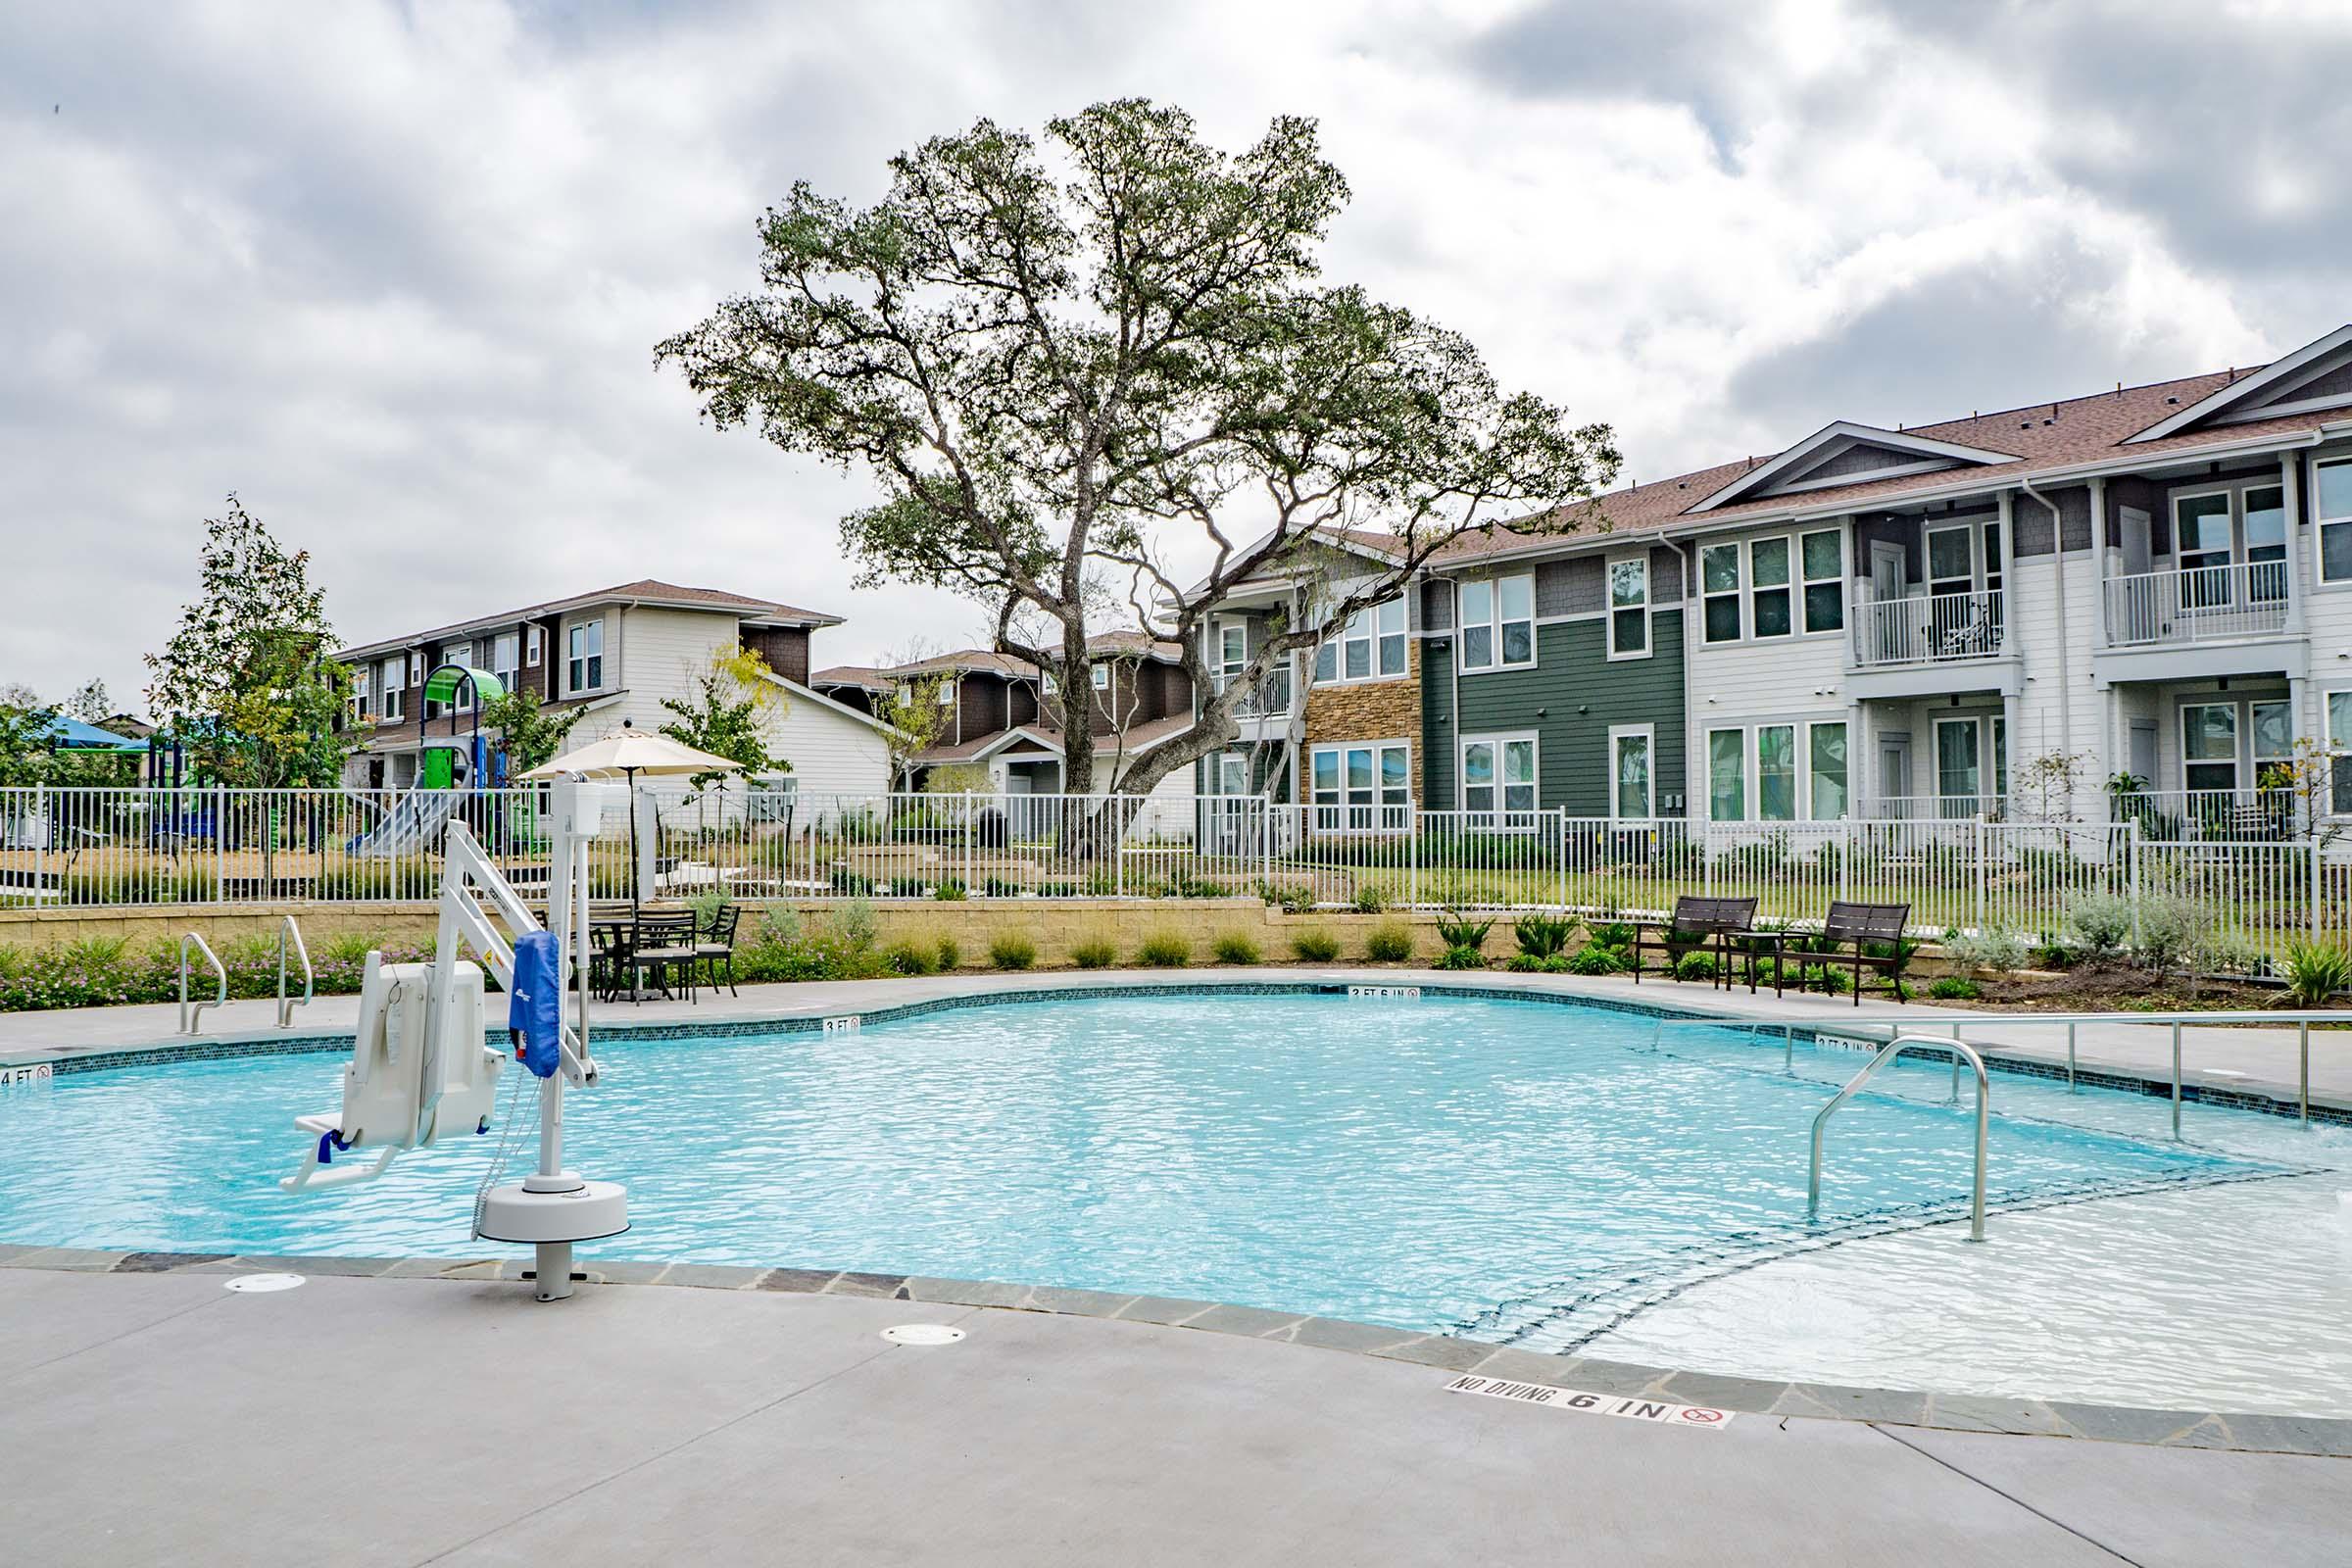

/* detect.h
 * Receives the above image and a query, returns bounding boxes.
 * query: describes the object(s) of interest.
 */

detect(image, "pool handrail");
[276,914,313,1029]
[178,932,225,1035]
[1810,1031,1989,1243]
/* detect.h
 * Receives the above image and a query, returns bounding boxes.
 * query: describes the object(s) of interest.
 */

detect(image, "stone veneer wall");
[1298,642,1424,797]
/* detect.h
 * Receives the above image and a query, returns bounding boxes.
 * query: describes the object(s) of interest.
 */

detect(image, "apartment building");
[813,633,1196,799]
[334,579,898,799]
[1191,323,2352,834]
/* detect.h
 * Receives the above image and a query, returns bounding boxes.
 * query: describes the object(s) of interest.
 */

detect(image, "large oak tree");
[661,99,1618,797]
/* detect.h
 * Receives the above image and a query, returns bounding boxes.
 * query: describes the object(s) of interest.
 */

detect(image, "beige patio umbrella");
[522,720,744,912]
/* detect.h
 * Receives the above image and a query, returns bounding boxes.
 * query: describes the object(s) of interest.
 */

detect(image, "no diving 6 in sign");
[1445,1374,1732,1430]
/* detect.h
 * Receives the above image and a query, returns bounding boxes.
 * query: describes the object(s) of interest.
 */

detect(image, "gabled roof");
[1684,421,2019,513]
[337,579,842,661]
[2125,323,2352,443]
[860,633,1180,683]
[809,664,894,693]
[911,712,1191,766]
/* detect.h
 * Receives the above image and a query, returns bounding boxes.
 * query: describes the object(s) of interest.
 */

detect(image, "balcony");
[2104,561,2289,649]
[1853,582,2003,691]
[1215,665,1295,720]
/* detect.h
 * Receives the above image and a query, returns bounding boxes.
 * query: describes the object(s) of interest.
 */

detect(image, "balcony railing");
[1850,587,2005,668]
[2104,560,2289,648]
[1860,793,2009,822]
[2110,787,2308,842]
[1214,665,1295,719]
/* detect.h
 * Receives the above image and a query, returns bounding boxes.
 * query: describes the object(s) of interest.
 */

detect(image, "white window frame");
[445,641,473,713]
[1708,719,1848,822]
[1316,597,1409,683]
[1706,726,1745,821]
[378,657,407,722]
[348,666,370,728]
[1608,723,1654,820]
[1458,731,1539,831]
[1307,740,1411,834]
[1090,663,1110,691]
[1606,556,1649,661]
[1216,751,1250,795]
[1807,719,1849,821]
[1700,543,1743,645]
[491,631,519,694]
[525,624,543,667]
[2317,456,2352,585]
[2327,689,2352,814]
[1799,527,1845,635]
[1754,721,1798,821]
[1747,537,1795,641]
[566,618,605,695]
[2180,701,2240,796]
[1455,574,1535,672]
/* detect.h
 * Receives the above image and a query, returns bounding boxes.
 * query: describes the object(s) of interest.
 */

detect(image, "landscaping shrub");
[2283,941,2352,1005]
[1433,944,1488,970]
[1258,879,1315,913]
[1512,911,1579,959]
[884,939,938,976]
[988,933,1038,971]
[1363,919,1415,962]
[0,933,437,1012]
[1071,937,1118,970]
[2131,896,2206,972]
[1138,931,1192,967]
[1562,945,1624,976]
[1673,952,1717,982]
[1945,926,2030,973]
[1350,884,1389,914]
[1588,920,1636,952]
[1433,909,1494,953]
[1209,931,1262,965]
[934,936,962,971]
[1502,954,1546,972]
[981,876,1022,898]
[2061,894,2133,958]
[933,878,968,902]
[1290,927,1341,962]
[1930,976,1983,1001]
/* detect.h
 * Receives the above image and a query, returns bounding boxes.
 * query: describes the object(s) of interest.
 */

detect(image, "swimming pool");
[0,992,2301,1350]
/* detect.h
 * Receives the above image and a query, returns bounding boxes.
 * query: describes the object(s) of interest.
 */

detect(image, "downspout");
[2018,476,2072,776]
[1620,528,1692,818]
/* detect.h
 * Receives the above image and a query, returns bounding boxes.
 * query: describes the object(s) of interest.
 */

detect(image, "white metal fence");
[4,785,2348,974]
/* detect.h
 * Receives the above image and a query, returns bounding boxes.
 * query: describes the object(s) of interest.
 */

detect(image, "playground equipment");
[348,662,509,858]
[284,778,629,1301]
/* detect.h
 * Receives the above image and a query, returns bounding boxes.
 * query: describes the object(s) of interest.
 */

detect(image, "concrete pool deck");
[5,965,2348,1122]
[4,1259,2349,1568]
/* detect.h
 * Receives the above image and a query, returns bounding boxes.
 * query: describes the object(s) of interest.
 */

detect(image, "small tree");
[661,99,1616,802]
[144,496,353,789]
[659,646,791,786]
[2258,739,2345,847]
[63,679,110,723]
[871,671,950,789]
[0,703,57,788]
[480,687,585,775]
[2011,750,2091,823]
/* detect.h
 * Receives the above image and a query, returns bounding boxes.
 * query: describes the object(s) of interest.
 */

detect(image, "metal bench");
[1816,901,1913,1005]
[1631,896,1759,989]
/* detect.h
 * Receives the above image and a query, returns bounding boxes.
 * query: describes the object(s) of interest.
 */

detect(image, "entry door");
[2128,722,2158,791]
[2120,507,2153,576]
[1879,734,1911,812]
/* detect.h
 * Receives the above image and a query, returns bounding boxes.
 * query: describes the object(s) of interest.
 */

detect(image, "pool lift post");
[281,778,628,1302]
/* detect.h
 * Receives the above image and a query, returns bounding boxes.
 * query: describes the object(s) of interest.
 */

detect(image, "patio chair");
[1631,896,1759,989]
[1815,901,1913,1005]
[696,903,741,999]
[625,910,699,1004]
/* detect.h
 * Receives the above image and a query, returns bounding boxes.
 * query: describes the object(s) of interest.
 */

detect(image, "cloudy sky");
[6,0,2348,715]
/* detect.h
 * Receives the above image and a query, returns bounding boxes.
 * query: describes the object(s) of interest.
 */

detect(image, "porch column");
[1995,490,2016,638]
[2282,451,2307,634]
[1849,699,1870,817]
[2000,687,2021,815]
[2086,477,2108,646]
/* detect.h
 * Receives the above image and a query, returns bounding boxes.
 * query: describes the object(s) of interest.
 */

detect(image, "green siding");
[1420,611,1686,816]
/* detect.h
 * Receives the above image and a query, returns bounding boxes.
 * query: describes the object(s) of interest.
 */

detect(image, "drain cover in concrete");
[224,1273,307,1294]
[880,1324,965,1346]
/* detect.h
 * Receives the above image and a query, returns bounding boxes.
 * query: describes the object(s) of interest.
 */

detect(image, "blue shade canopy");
[41,715,148,753]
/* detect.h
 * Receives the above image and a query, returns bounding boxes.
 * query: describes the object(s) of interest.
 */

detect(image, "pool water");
[0,995,2286,1346]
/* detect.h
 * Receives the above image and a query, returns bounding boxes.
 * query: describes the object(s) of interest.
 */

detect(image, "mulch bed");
[1911,958,2350,1014]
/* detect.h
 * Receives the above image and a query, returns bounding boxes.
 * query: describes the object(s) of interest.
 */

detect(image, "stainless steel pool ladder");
[178,932,225,1035]
[1809,1032,1989,1243]
[276,915,313,1028]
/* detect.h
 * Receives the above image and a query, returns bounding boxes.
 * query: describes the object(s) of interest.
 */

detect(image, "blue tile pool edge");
[15,978,2350,1128]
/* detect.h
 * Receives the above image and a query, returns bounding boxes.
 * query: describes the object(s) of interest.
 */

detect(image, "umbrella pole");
[626,764,641,1002]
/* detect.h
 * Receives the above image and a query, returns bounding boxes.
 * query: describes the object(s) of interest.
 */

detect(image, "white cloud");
[0,0,2328,712]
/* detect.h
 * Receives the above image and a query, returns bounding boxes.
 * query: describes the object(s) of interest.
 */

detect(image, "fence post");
[1838,818,1851,903]
[2128,817,2142,943]
[1702,824,1714,898]
[1556,809,1567,911]
[214,783,226,904]
[1974,815,1986,933]
[1409,805,1420,909]
[2313,834,2324,943]
[31,783,44,906]
[964,796,975,897]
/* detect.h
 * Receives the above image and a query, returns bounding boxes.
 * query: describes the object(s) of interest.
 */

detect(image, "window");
[1749,539,1792,638]
[525,624,543,667]
[1701,544,1741,643]
[2253,700,2293,784]
[1809,721,1848,820]
[1936,716,1983,808]
[1800,529,1844,633]
[1314,598,1407,683]
[1309,742,1410,832]
[2181,703,2239,794]
[2176,493,2233,607]
[935,680,955,707]
[1707,728,1744,821]
[2329,692,2352,814]
[1091,664,1110,691]
[1611,725,1653,819]
[1927,525,1974,600]
[565,619,604,693]
[1607,558,1648,658]
[492,632,519,694]
[2246,486,2287,600]
[1217,752,1250,795]
[378,657,406,721]
[1756,724,1797,820]
[1460,734,1537,828]
[1217,623,1247,686]
[2321,460,2352,583]
[348,667,370,728]
[1456,576,1532,671]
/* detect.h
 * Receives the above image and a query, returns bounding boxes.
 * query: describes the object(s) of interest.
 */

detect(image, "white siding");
[609,607,736,733]
[764,688,894,801]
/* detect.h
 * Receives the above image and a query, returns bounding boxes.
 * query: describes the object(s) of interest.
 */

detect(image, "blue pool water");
[0,995,2279,1341]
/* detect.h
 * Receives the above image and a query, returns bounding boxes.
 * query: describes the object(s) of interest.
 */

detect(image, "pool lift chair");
[281,779,630,1301]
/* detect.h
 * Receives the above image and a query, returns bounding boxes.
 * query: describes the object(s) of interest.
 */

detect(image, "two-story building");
[335,578,899,801]
[1189,323,2352,836]
[814,634,1197,799]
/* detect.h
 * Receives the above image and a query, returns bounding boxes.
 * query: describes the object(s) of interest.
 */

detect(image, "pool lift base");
[476,1170,629,1302]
